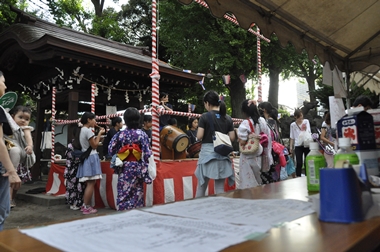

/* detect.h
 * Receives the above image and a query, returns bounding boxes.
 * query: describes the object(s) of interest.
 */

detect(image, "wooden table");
[0,177,379,252]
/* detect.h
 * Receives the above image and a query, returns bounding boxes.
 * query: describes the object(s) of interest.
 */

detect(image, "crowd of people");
[0,70,375,228]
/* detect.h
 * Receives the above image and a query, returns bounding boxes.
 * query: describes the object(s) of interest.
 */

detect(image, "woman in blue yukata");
[108,107,152,210]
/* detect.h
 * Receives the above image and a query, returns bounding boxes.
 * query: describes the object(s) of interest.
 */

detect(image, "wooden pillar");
[67,91,79,144]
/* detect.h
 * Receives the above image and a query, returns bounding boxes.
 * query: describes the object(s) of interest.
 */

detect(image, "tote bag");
[239,119,260,155]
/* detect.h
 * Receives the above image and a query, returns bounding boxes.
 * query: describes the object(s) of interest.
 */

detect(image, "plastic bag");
[299,131,313,147]
[286,156,296,175]
[280,167,288,180]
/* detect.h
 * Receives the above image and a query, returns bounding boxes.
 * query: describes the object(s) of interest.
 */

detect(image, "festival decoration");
[257,27,262,102]
[222,75,231,85]
[199,77,205,90]
[125,91,129,103]
[51,87,56,163]
[91,83,95,113]
[239,74,247,84]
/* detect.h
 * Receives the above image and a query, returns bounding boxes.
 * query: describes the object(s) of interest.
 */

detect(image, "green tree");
[286,51,323,104]
[0,0,27,32]
[119,0,152,46]
[261,36,309,108]
[45,0,92,32]
[44,0,125,42]
[156,1,259,118]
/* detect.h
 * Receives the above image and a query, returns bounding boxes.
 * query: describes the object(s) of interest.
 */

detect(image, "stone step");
[15,180,66,207]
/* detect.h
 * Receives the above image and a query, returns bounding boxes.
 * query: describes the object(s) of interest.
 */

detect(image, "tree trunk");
[268,66,281,108]
[91,0,105,17]
[306,76,317,103]
[229,78,246,119]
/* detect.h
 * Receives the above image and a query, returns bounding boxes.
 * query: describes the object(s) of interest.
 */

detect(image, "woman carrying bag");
[195,91,235,198]
[289,109,311,177]
[237,100,268,189]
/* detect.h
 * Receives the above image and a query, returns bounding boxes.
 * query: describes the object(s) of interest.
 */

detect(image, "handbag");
[79,147,92,163]
[258,122,269,148]
[147,154,156,180]
[239,119,260,155]
[207,112,233,156]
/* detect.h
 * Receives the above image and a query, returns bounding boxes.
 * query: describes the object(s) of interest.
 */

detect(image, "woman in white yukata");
[237,100,273,189]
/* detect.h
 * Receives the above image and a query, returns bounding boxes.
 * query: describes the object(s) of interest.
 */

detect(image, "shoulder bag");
[239,119,260,155]
[207,112,233,156]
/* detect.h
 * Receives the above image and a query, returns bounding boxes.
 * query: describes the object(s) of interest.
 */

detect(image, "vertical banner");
[329,96,346,129]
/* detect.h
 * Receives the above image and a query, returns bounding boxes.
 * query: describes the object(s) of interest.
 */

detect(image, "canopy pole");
[345,61,351,109]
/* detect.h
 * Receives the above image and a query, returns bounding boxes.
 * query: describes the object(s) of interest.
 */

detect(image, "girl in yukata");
[108,107,152,210]
[5,106,36,208]
[237,100,273,189]
[64,126,86,210]
[75,112,105,215]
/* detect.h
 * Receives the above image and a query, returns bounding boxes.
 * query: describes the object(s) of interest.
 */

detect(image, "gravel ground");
[4,199,116,230]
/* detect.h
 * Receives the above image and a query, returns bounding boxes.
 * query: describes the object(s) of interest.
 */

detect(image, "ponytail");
[219,101,227,118]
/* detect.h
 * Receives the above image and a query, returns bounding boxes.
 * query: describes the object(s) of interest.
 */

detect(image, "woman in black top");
[194,91,235,197]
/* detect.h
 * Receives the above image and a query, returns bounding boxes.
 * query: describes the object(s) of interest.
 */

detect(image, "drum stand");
[160,144,187,160]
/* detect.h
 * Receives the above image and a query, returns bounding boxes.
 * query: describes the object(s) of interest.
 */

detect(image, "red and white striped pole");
[150,0,161,162]
[51,87,56,163]
[91,83,96,114]
[257,27,262,103]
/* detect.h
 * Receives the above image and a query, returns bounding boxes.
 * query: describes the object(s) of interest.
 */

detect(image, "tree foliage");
[285,51,323,103]
[119,0,152,46]
[0,0,27,32]
[156,1,260,118]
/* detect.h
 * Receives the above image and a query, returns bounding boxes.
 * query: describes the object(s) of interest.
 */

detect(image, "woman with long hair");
[237,100,272,188]
[258,101,283,182]
[195,91,235,197]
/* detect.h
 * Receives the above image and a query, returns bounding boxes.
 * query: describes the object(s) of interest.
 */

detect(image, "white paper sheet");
[143,197,314,230]
[20,210,263,252]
